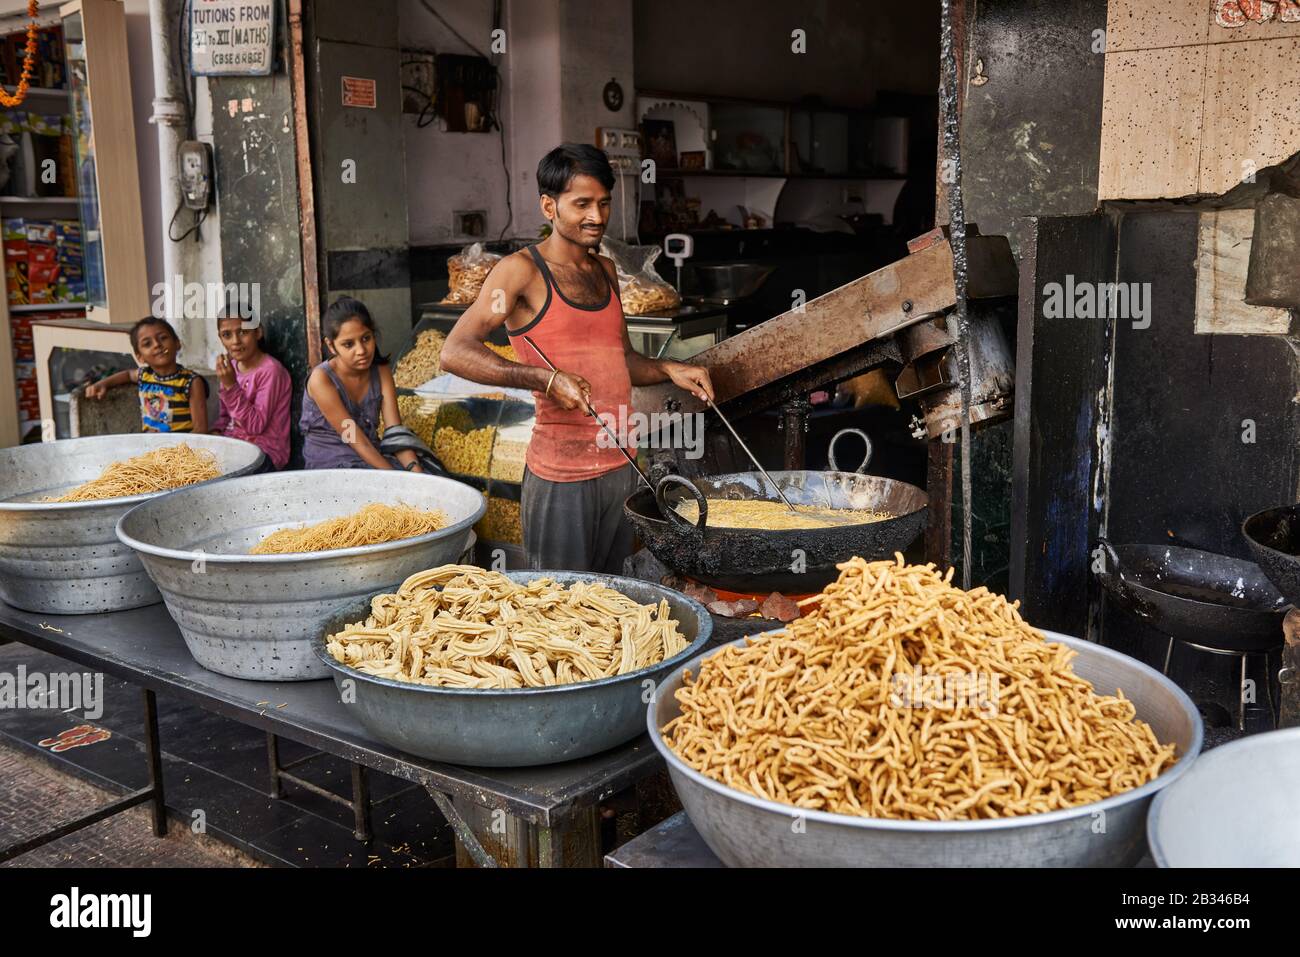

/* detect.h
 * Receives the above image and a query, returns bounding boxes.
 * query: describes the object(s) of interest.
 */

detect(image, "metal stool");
[1161,637,1281,732]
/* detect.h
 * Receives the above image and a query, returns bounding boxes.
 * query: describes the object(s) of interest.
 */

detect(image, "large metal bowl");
[649,630,1203,867]
[116,470,486,681]
[1148,727,1300,867]
[315,572,712,766]
[0,433,265,614]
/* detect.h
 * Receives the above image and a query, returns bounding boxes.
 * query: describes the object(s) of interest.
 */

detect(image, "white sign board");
[190,0,275,76]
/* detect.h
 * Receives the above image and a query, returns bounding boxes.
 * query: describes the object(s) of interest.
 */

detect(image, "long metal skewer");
[704,396,798,513]
[521,336,655,493]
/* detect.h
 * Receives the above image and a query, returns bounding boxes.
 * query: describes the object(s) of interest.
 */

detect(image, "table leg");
[0,688,166,861]
[1238,652,1248,732]
[536,808,600,868]
[142,689,167,837]
[351,764,372,842]
[266,733,282,799]
[423,787,496,868]
[428,788,601,868]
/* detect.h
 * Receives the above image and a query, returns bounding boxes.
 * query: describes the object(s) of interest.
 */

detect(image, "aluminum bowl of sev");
[116,470,485,681]
[0,434,264,614]
[648,556,1203,867]
[315,567,712,766]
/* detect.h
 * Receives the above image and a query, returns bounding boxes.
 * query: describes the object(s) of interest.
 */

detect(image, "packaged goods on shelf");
[3,218,28,305]
[8,308,32,360]
[55,220,85,301]
[26,222,58,304]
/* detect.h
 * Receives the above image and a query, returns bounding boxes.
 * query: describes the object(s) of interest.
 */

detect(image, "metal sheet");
[1009,214,1117,634]
[311,32,412,346]
[960,0,1109,257]
[210,72,310,463]
[313,38,409,251]
[1109,212,1300,558]
[633,236,1016,418]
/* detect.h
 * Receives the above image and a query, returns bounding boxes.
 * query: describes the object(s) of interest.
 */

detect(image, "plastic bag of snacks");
[441,243,502,305]
[600,237,681,316]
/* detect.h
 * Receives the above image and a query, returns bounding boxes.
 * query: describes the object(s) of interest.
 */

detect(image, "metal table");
[0,602,664,867]
[605,811,720,868]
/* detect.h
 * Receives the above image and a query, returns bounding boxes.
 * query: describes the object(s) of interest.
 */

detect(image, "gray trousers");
[521,465,637,574]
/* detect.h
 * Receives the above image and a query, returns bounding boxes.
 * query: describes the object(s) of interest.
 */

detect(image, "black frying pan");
[624,469,927,593]
[1093,538,1288,653]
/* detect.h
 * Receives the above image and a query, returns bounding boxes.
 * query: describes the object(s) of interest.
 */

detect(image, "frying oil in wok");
[674,499,892,531]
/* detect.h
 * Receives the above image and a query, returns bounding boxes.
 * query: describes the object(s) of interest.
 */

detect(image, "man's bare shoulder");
[491,248,541,284]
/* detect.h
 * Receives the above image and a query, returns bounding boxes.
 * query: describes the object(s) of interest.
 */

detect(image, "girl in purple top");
[300,297,424,472]
[212,316,292,469]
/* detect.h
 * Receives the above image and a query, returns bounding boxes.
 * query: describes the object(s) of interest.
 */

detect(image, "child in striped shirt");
[84,318,208,433]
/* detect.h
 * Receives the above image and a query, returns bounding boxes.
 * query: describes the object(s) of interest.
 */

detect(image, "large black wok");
[1094,538,1288,654]
[624,469,928,593]
[1243,504,1300,608]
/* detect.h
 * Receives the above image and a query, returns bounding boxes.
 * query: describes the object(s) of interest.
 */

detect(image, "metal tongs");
[703,396,797,513]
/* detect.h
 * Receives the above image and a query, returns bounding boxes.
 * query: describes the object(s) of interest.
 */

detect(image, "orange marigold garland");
[0,2,42,109]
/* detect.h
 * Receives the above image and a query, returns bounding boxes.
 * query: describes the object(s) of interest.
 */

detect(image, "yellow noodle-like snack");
[326,565,689,689]
[249,503,446,555]
[662,555,1178,821]
[394,329,446,388]
[475,495,522,544]
[47,443,220,502]
[675,499,891,530]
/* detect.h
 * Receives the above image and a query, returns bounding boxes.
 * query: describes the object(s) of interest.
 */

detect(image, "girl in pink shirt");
[211,316,292,469]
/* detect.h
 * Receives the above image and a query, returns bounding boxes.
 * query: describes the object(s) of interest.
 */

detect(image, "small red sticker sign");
[342,76,377,109]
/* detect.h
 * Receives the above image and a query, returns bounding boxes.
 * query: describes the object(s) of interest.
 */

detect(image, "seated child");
[211,315,292,469]
[84,318,207,433]
[301,297,422,472]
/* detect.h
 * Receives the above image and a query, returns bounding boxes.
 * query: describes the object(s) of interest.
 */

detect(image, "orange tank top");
[508,246,633,482]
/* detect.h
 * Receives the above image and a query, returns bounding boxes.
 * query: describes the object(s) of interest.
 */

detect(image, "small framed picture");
[679,150,706,170]
[641,119,679,170]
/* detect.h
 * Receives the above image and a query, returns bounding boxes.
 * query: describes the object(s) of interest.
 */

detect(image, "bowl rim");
[1146,725,1300,867]
[313,570,714,697]
[648,628,1204,833]
[624,470,930,534]
[0,434,266,512]
[114,469,487,564]
[1241,503,1300,559]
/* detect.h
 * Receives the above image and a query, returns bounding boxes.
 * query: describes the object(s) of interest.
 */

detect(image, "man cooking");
[440,144,714,573]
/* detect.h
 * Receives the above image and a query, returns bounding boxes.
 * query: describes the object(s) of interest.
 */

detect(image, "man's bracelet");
[544,370,559,396]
